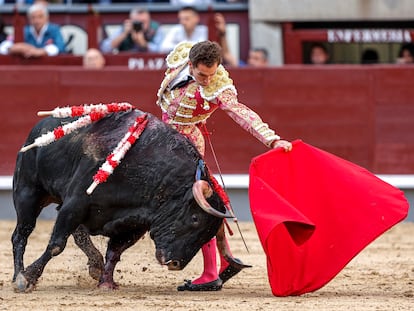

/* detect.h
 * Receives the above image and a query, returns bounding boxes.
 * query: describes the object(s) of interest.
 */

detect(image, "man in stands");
[159,6,207,54]
[309,43,330,65]
[0,3,66,58]
[100,6,164,54]
[83,48,105,69]
[247,48,269,67]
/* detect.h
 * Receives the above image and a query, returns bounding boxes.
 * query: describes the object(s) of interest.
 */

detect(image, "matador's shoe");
[177,278,223,291]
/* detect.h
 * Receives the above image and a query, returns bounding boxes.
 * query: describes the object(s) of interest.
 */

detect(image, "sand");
[0,220,413,311]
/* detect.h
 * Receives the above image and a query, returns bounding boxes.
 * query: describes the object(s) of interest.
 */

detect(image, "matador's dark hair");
[189,41,222,68]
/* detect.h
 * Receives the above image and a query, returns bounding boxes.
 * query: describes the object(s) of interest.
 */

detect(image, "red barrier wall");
[1,65,413,176]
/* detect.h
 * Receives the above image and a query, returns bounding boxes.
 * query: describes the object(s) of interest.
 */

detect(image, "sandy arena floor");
[0,220,413,311]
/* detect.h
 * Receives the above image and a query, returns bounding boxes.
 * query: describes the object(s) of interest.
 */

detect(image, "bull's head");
[151,160,232,271]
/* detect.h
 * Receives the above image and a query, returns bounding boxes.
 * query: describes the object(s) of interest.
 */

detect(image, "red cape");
[249,140,408,296]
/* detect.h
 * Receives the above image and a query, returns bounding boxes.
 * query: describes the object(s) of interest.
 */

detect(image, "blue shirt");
[24,23,66,55]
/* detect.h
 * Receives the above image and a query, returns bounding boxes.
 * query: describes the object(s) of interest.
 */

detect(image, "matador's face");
[189,62,218,87]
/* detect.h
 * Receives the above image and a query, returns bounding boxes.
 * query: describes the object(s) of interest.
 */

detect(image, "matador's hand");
[272,139,292,152]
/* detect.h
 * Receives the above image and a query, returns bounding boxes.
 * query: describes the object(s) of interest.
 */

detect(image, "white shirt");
[170,0,213,5]
[169,65,194,90]
[0,24,59,56]
[159,25,207,54]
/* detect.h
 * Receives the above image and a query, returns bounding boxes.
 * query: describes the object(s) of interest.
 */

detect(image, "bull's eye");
[191,214,199,225]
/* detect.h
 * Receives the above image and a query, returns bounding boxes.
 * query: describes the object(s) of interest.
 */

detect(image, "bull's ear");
[195,159,206,181]
[183,186,195,204]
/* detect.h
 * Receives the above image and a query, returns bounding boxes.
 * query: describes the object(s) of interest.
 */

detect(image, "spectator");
[396,43,414,64]
[100,6,163,54]
[74,0,170,3]
[83,48,105,69]
[207,13,261,68]
[309,43,330,64]
[160,8,236,66]
[0,3,65,57]
[361,48,379,64]
[0,16,7,44]
[212,12,238,67]
[170,0,212,5]
[247,48,269,67]
[159,6,207,53]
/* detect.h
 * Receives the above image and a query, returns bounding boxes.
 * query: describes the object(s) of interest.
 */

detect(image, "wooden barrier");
[1,65,413,176]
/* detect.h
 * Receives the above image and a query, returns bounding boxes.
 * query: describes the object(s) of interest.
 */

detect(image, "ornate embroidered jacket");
[156,42,280,152]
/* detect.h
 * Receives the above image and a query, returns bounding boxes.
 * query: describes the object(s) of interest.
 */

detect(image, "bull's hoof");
[88,264,103,281]
[98,281,119,290]
[13,272,35,293]
[87,256,104,281]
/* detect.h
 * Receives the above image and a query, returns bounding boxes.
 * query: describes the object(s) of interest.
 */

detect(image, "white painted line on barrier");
[376,175,414,189]
[1,174,413,190]
[0,176,12,190]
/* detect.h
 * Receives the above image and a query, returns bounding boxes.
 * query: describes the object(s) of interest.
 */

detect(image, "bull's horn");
[192,180,234,218]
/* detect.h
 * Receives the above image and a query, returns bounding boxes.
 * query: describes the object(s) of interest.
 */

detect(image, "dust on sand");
[0,220,413,311]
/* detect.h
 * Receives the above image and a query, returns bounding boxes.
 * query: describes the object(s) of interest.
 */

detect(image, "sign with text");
[127,57,165,70]
[327,29,412,43]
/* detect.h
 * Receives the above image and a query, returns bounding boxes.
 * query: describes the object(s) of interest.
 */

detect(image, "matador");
[156,40,292,291]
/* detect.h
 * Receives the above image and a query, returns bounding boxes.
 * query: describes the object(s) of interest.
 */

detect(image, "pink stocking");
[192,238,218,284]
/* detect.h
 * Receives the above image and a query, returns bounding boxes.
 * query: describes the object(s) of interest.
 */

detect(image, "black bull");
[12,109,232,292]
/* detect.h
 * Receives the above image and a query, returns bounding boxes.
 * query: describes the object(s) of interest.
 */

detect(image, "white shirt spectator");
[159,24,207,54]
[170,0,213,5]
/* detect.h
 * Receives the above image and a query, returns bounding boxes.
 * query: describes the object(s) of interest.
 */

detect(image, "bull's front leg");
[99,232,143,290]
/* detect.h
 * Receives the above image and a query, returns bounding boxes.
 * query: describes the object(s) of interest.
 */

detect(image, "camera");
[132,21,143,32]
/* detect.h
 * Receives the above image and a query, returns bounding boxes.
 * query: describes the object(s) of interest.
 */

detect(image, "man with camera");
[100,6,164,54]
